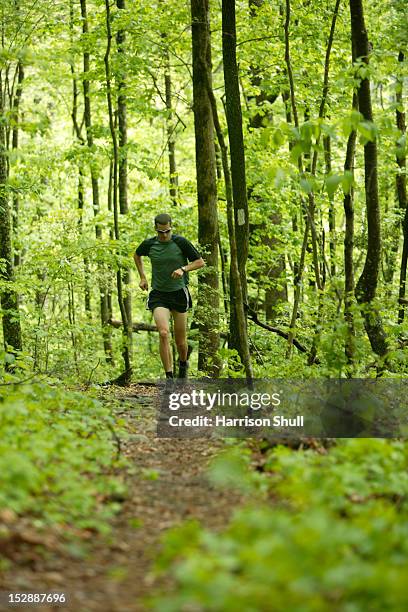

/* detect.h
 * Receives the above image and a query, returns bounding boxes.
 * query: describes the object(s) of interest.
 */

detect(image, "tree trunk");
[284,0,309,356]
[105,0,132,381]
[116,0,133,359]
[80,0,101,232]
[218,230,229,318]
[350,0,388,358]
[0,71,22,356]
[382,55,407,289]
[222,0,250,363]
[324,135,336,277]
[11,59,23,269]
[78,170,92,315]
[343,93,358,368]
[191,0,220,376]
[282,88,299,280]
[80,0,113,361]
[396,51,408,323]
[163,36,178,206]
[158,0,178,205]
[69,0,92,317]
[222,0,249,281]
[206,68,253,382]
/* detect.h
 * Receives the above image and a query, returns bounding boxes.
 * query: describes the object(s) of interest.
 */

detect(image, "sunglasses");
[156,229,171,234]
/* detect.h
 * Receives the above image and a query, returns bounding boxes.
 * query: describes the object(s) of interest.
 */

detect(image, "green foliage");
[1,0,407,378]
[0,379,128,534]
[214,347,245,378]
[325,171,354,199]
[151,440,408,611]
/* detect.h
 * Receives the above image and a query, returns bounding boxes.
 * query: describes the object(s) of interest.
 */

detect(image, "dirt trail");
[0,385,243,612]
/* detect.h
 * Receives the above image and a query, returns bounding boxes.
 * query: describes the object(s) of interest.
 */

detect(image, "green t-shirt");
[135,234,201,292]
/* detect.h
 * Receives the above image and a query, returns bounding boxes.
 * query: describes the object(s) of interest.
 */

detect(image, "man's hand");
[171,268,184,279]
[134,255,148,290]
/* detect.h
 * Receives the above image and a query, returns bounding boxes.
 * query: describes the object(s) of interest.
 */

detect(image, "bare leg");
[153,307,172,373]
[172,310,188,361]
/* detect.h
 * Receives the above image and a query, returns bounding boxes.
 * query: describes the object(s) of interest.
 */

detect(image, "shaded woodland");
[1,0,407,381]
[1,2,408,610]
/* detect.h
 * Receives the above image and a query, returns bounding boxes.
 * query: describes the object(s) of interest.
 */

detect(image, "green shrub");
[151,440,408,611]
[0,381,127,534]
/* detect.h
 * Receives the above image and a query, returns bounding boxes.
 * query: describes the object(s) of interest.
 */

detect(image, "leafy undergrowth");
[0,378,128,565]
[151,440,408,611]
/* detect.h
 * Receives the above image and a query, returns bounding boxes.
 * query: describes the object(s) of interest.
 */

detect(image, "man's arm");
[183,257,205,272]
[171,257,205,279]
[134,253,149,290]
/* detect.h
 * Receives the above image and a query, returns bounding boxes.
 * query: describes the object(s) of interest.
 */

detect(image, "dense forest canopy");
[2,2,408,609]
[0,0,407,380]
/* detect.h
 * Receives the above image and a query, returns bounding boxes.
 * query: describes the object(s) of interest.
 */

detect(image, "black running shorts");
[147,288,192,313]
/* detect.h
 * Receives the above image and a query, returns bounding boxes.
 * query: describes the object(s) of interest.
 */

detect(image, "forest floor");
[0,384,244,612]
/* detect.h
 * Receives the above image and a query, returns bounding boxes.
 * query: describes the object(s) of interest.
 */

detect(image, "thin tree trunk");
[162,35,178,206]
[80,0,101,233]
[11,59,23,268]
[105,0,131,380]
[343,95,358,368]
[107,159,114,354]
[351,0,388,358]
[286,218,310,358]
[306,0,341,364]
[116,0,132,360]
[382,92,405,289]
[116,0,127,218]
[80,0,113,360]
[33,274,48,371]
[158,0,178,205]
[284,0,308,356]
[69,0,91,317]
[0,70,22,356]
[324,135,336,277]
[218,230,229,318]
[395,51,407,217]
[77,170,92,315]
[215,141,222,179]
[396,51,408,323]
[68,280,80,375]
[282,88,299,280]
[191,0,220,376]
[399,216,408,324]
[222,0,250,365]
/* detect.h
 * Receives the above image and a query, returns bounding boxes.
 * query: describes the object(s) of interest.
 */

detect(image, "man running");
[134,213,205,379]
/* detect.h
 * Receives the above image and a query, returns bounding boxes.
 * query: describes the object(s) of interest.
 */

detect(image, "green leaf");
[325,174,343,198]
[341,171,354,195]
[357,120,378,143]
